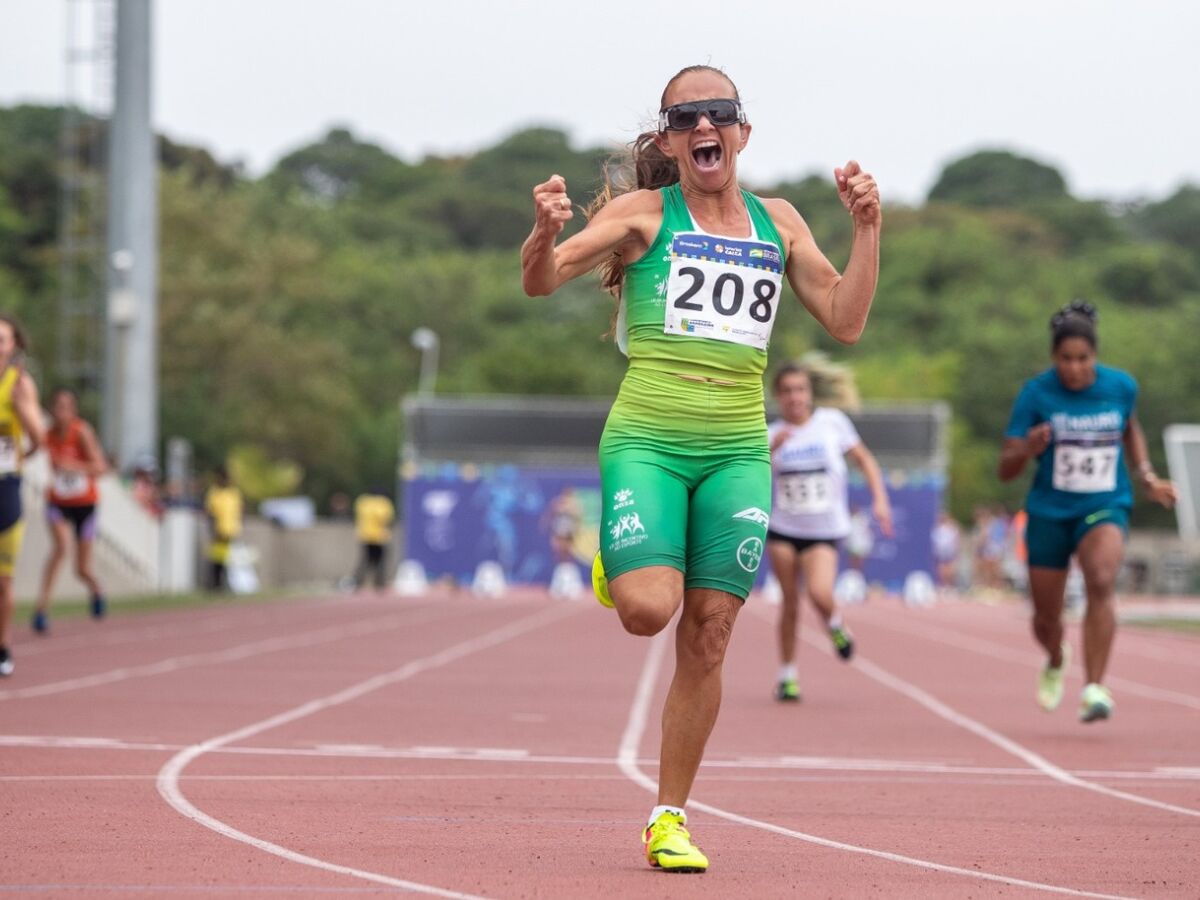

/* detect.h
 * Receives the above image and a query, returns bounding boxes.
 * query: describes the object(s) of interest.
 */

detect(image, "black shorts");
[766,530,839,554]
[48,503,98,541]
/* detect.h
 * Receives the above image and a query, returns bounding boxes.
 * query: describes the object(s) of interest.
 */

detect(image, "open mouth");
[691,140,722,172]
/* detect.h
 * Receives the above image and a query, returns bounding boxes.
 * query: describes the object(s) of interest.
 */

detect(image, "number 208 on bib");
[663,234,784,351]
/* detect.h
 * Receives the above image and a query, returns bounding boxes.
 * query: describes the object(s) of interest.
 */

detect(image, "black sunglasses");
[658,98,746,132]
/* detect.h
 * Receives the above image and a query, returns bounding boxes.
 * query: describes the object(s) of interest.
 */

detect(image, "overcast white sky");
[2,0,1197,203]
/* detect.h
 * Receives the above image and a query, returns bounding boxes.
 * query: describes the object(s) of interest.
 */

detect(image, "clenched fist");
[835,160,881,228]
[532,174,574,236]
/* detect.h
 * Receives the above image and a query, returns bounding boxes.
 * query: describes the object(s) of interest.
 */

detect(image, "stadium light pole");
[411,327,439,396]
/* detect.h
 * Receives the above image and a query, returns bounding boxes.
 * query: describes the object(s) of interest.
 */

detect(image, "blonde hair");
[773,352,861,412]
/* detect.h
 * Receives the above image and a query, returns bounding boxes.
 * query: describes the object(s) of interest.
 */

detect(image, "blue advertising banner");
[404,464,941,590]
[403,464,601,586]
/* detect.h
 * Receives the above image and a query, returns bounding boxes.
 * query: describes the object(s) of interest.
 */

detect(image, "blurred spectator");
[204,466,243,592]
[353,485,394,592]
[931,509,962,591]
[131,460,164,520]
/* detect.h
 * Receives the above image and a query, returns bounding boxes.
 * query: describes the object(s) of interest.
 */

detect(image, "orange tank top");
[46,419,99,506]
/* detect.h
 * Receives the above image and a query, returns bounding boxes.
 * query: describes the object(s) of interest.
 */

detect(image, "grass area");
[14,587,303,621]
[1123,617,1200,635]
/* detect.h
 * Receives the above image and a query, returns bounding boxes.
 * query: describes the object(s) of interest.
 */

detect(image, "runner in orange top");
[32,388,108,634]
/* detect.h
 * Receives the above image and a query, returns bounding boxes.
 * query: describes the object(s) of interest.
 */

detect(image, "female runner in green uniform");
[522,65,880,872]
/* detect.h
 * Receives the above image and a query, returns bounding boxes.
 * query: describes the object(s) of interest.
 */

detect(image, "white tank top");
[768,407,861,539]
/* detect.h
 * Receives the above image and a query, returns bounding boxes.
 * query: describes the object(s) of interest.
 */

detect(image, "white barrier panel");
[393,560,429,597]
[903,570,937,607]
[472,561,507,598]
[549,562,584,600]
[834,570,868,605]
[226,542,260,595]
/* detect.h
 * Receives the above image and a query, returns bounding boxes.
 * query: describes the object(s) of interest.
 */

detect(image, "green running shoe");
[829,625,855,661]
[1037,642,1070,712]
[1079,682,1114,723]
[775,679,801,702]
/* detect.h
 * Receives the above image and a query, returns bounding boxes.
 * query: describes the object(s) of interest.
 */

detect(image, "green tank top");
[619,183,788,384]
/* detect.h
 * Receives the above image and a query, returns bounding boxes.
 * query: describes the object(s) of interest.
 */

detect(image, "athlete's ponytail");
[1050,299,1098,350]
[0,313,29,364]
[587,64,742,303]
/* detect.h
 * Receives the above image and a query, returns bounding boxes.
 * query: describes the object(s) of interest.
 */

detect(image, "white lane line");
[616,631,1135,900]
[0,604,459,701]
[9,734,1200,782]
[156,603,574,899]
[846,650,1200,820]
[864,613,1200,711]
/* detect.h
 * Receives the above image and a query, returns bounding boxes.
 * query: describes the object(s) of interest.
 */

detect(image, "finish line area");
[2,589,1198,897]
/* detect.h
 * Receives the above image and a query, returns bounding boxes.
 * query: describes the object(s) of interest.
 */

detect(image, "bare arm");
[520,175,660,297]
[767,161,881,344]
[13,371,44,457]
[1123,414,1177,508]
[78,422,109,478]
[998,423,1052,482]
[846,442,893,537]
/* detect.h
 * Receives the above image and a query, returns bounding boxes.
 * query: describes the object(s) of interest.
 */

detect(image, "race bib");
[53,469,89,499]
[0,434,16,475]
[1053,443,1118,493]
[777,469,832,515]
[663,233,783,350]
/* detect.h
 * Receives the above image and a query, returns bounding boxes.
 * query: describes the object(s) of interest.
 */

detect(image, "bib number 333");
[663,233,783,351]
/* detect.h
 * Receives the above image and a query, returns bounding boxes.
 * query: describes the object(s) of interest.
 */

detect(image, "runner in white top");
[766,362,892,701]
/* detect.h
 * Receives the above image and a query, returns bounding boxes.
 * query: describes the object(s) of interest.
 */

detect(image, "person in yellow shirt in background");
[204,466,243,592]
[0,314,45,677]
[354,485,394,593]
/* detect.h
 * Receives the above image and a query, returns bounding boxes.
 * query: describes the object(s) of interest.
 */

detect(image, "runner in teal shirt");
[521,65,881,873]
[999,301,1177,725]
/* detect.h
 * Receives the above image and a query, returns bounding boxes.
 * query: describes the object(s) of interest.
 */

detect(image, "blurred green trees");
[2,105,1198,522]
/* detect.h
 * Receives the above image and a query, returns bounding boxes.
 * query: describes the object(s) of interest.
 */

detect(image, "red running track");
[1,588,1198,898]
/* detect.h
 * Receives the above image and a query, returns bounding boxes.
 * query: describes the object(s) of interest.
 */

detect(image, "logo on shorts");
[733,507,770,527]
[609,512,648,552]
[736,537,764,573]
[610,513,645,540]
[613,489,634,510]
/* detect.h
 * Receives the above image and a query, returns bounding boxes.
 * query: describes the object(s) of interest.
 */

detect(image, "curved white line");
[617,632,1135,900]
[157,603,571,898]
[848,651,1200,819]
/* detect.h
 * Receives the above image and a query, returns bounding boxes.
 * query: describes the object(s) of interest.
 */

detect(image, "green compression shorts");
[598,366,771,599]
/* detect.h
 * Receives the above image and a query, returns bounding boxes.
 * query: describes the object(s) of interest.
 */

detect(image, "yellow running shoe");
[643,811,708,873]
[1037,642,1070,712]
[1079,682,1114,723]
[592,551,615,609]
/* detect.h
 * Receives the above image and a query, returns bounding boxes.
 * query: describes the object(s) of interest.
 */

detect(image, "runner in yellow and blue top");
[999,301,1177,723]
[521,64,881,873]
[0,314,46,678]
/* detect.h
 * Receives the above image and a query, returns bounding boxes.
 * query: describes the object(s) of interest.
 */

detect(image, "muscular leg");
[767,541,801,667]
[1028,565,1069,667]
[657,587,741,807]
[799,544,839,625]
[608,565,684,637]
[1075,524,1124,684]
[36,519,70,615]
